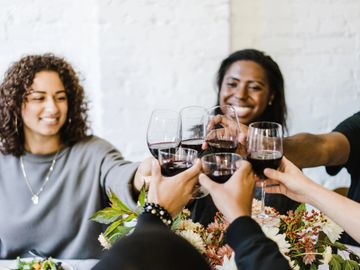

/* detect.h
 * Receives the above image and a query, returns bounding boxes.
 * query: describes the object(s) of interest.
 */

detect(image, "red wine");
[206,139,238,153]
[180,139,203,153]
[247,150,282,179]
[207,168,235,183]
[161,160,192,177]
[148,142,178,159]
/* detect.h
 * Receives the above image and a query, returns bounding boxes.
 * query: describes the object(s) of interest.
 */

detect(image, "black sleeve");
[225,216,291,270]
[326,111,360,176]
[134,212,169,232]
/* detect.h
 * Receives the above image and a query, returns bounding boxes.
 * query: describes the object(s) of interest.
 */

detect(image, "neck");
[24,135,62,155]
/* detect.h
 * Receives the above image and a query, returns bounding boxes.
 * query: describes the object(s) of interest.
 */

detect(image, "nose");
[44,96,59,114]
[233,84,248,100]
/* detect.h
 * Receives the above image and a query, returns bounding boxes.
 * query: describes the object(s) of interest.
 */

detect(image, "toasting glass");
[180,105,208,156]
[247,121,283,219]
[206,105,239,153]
[146,109,181,159]
[201,152,242,183]
[158,147,198,177]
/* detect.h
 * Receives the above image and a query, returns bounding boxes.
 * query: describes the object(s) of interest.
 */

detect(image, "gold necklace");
[20,151,59,205]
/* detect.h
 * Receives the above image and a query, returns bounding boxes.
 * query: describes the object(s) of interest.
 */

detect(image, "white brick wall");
[231,0,360,189]
[0,0,229,159]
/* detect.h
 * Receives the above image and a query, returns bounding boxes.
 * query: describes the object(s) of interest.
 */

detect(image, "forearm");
[307,184,360,243]
[284,132,349,168]
[226,216,291,270]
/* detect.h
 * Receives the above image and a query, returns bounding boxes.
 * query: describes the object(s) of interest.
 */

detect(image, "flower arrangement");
[91,190,360,270]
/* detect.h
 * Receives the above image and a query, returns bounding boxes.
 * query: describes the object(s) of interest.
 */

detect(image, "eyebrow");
[226,76,266,86]
[27,89,66,94]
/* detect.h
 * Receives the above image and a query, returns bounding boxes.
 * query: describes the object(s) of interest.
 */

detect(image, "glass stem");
[261,180,266,215]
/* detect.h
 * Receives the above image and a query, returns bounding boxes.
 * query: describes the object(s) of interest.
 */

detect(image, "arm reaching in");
[264,156,360,243]
[283,132,350,168]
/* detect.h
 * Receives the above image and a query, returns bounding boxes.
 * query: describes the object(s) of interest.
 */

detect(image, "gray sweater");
[0,136,139,259]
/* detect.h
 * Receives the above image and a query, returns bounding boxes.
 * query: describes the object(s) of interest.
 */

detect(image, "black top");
[326,111,360,246]
[93,213,290,270]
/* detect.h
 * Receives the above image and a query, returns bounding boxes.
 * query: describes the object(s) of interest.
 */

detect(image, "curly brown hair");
[0,53,90,156]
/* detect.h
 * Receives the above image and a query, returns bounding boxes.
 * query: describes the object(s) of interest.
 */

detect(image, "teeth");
[233,106,251,113]
[41,117,58,124]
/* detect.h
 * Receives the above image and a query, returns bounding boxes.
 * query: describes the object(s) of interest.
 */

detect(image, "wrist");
[143,202,173,227]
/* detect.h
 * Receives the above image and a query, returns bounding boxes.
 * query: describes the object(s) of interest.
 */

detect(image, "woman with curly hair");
[0,54,153,259]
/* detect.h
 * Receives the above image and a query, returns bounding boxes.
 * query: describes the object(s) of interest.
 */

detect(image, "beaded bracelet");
[143,202,173,227]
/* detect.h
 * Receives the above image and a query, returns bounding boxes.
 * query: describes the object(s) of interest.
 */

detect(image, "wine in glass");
[180,105,208,155]
[201,152,242,183]
[247,121,283,219]
[146,109,181,159]
[206,105,239,153]
[158,148,198,177]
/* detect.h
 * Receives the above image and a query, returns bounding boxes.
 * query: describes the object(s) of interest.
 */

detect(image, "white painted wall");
[231,0,360,189]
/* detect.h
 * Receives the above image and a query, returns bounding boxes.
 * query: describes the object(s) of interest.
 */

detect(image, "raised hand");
[147,159,201,217]
[199,160,255,223]
[264,156,318,204]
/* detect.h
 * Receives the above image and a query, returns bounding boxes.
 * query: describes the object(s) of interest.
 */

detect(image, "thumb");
[264,167,287,185]
[151,159,162,184]
[199,173,218,193]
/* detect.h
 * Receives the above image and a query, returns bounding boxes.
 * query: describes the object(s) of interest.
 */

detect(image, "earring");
[68,117,72,124]
[268,100,273,106]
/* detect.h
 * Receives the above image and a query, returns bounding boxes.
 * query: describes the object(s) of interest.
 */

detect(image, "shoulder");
[71,135,122,156]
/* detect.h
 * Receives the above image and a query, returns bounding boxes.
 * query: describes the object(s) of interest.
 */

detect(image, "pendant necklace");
[20,150,60,205]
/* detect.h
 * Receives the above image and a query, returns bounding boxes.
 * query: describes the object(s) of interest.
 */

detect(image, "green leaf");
[347,260,360,270]
[104,219,123,237]
[90,207,122,224]
[294,203,306,214]
[107,225,134,243]
[333,241,347,250]
[138,186,146,207]
[310,263,318,270]
[108,188,131,212]
[329,254,344,270]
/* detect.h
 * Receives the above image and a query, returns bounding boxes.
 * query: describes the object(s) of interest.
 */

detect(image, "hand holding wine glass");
[247,121,283,219]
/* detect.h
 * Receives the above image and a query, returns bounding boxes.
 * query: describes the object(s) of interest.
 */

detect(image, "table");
[0,259,99,270]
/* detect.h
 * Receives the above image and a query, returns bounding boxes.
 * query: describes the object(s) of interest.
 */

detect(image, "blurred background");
[1,0,359,190]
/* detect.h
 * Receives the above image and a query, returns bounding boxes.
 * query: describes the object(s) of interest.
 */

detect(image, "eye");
[26,94,45,102]
[56,95,67,101]
[226,82,238,88]
[248,84,262,91]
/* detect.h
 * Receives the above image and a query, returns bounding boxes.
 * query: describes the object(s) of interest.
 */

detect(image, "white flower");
[216,252,237,270]
[98,233,112,249]
[322,217,343,243]
[321,246,333,265]
[178,220,203,231]
[178,229,206,253]
[261,225,291,256]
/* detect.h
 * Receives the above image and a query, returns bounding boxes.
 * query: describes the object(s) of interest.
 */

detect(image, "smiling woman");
[0,54,144,259]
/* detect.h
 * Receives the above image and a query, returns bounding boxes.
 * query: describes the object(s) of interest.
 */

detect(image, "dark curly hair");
[216,49,287,133]
[0,53,90,156]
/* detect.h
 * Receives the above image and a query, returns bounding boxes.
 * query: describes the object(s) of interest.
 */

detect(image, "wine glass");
[180,105,208,156]
[201,152,242,183]
[158,147,198,177]
[146,109,181,159]
[247,121,283,220]
[206,105,239,153]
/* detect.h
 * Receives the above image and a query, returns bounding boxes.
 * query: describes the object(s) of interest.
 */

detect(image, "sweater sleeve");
[225,216,291,270]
